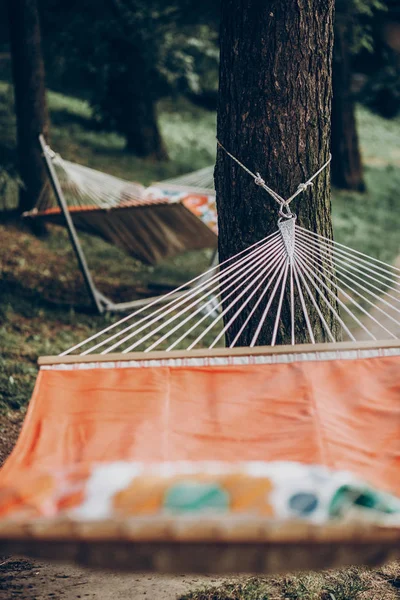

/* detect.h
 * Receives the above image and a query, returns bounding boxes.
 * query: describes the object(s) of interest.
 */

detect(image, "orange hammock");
[25,139,217,266]
[0,341,399,574]
[6,147,400,573]
[29,196,217,266]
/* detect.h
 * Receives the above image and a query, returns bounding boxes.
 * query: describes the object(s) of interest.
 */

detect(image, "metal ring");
[278,212,297,224]
[278,203,293,219]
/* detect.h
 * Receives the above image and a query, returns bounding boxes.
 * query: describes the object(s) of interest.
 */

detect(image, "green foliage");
[361,48,400,118]
[158,25,219,101]
[0,166,21,211]
[348,0,387,54]
[39,0,220,144]
[336,0,387,55]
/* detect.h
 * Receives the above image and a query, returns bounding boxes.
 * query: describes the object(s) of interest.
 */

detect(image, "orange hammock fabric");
[0,342,399,573]
[27,194,217,265]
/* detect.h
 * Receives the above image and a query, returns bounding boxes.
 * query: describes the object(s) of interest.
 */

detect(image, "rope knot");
[254,172,265,187]
[297,181,313,193]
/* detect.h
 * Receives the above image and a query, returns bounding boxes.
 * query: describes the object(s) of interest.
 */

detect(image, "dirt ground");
[0,557,220,600]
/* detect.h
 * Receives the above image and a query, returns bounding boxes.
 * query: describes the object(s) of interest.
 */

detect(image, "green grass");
[0,81,216,210]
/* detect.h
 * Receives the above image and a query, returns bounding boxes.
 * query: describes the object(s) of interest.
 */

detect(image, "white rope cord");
[292,258,317,344]
[297,233,400,294]
[61,231,280,356]
[155,165,215,193]
[291,256,337,344]
[296,232,400,302]
[297,234,400,312]
[104,237,284,354]
[53,157,147,210]
[59,221,400,353]
[148,246,287,353]
[297,226,400,276]
[217,140,332,218]
[43,147,215,212]
[208,253,288,350]
[121,239,285,354]
[271,260,290,346]
[42,148,217,212]
[228,255,291,348]
[294,243,377,340]
[57,147,400,353]
[295,244,390,340]
[295,239,400,338]
[186,252,288,352]
[250,259,291,346]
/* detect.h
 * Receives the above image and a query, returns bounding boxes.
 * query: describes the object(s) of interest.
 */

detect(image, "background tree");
[331,0,386,192]
[357,0,400,119]
[6,0,50,218]
[39,0,219,159]
[216,0,338,346]
[331,1,366,192]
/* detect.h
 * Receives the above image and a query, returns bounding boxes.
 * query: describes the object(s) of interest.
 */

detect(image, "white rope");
[144,242,286,352]
[60,230,279,356]
[295,245,377,340]
[60,219,400,353]
[217,140,332,217]
[154,165,215,193]
[292,259,316,344]
[189,251,287,351]
[297,226,400,277]
[296,239,400,338]
[98,235,282,354]
[52,155,146,210]
[296,232,400,301]
[271,260,290,346]
[227,254,289,348]
[42,147,217,213]
[292,256,337,344]
[249,261,290,347]
[293,252,355,342]
[161,247,287,352]
[297,234,400,312]
[57,148,400,354]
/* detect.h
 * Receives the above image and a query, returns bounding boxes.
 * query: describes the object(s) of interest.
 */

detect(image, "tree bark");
[331,13,366,192]
[7,0,50,219]
[216,0,339,346]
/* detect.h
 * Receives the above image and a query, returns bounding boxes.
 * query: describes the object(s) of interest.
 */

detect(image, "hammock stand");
[2,149,400,574]
[26,135,218,314]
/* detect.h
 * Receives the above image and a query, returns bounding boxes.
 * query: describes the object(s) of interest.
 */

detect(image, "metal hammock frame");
[34,134,218,314]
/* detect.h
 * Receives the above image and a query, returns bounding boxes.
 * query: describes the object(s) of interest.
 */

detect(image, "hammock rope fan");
[2,148,400,574]
[24,135,218,313]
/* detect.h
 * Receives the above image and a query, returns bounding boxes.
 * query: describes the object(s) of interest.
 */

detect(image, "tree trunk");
[115,53,168,160]
[7,0,50,221]
[331,13,366,192]
[108,0,168,161]
[125,101,168,160]
[216,0,339,346]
